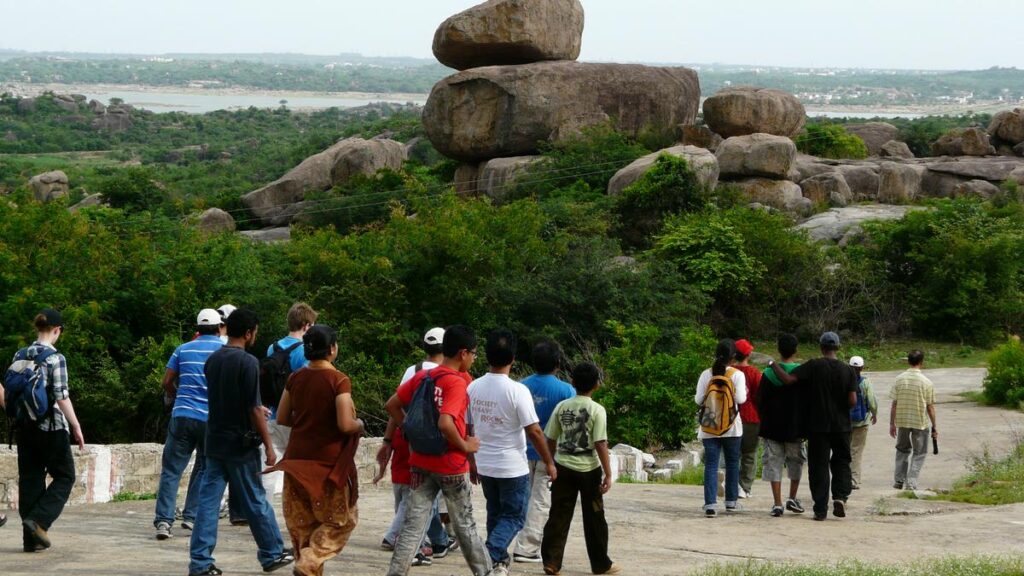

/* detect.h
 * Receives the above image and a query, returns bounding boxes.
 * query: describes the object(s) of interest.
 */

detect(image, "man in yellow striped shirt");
[888,350,937,490]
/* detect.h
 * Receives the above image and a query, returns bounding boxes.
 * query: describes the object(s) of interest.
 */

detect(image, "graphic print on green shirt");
[544,396,608,473]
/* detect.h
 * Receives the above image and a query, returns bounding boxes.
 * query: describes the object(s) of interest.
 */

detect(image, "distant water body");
[76,89,428,113]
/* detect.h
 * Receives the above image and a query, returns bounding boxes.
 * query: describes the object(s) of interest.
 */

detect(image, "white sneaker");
[737,487,748,499]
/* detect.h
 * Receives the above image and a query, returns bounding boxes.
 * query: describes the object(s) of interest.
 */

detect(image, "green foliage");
[616,154,709,247]
[597,322,715,450]
[96,167,163,211]
[652,210,761,297]
[795,123,869,159]
[112,491,157,502]
[983,337,1024,407]
[929,438,1024,505]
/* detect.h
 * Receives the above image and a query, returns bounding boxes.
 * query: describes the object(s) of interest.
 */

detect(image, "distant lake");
[806,109,924,119]
[76,89,428,113]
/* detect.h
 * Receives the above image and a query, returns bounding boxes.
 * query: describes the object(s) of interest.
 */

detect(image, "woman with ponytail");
[694,339,747,517]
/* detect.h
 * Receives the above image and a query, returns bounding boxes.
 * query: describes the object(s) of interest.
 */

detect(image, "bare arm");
[275,390,293,426]
[251,406,276,466]
[439,414,479,454]
[385,393,406,428]
[770,362,797,385]
[161,369,178,399]
[526,423,558,480]
[596,440,612,493]
[335,393,364,435]
[889,400,898,438]
[374,417,397,484]
[848,391,857,408]
[56,398,85,451]
[0,384,5,408]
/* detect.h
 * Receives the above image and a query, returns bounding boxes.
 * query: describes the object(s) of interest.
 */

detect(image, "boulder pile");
[425,0,700,197]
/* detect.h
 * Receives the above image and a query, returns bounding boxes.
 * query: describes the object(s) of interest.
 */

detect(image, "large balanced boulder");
[716,133,797,179]
[702,87,805,138]
[877,162,924,204]
[29,170,70,202]
[931,127,996,157]
[196,208,236,234]
[879,140,914,159]
[422,61,700,162]
[731,178,806,212]
[432,0,584,70]
[988,109,1024,146]
[845,122,899,156]
[608,146,719,196]
[243,137,407,226]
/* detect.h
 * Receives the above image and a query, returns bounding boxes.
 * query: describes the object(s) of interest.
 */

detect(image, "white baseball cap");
[423,327,445,345]
[216,304,237,322]
[850,356,865,368]
[197,308,221,326]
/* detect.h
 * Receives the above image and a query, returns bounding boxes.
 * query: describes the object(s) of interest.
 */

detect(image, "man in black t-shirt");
[769,331,857,521]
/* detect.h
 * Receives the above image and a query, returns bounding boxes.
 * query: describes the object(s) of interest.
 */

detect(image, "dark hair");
[423,342,444,356]
[531,339,562,375]
[197,325,220,336]
[908,349,925,366]
[225,308,259,339]
[485,328,516,368]
[442,325,476,359]
[777,333,799,359]
[713,339,736,377]
[304,325,338,361]
[571,362,601,393]
[734,351,749,362]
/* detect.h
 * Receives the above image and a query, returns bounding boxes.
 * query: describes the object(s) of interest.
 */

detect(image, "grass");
[695,556,1024,576]
[111,491,157,502]
[751,339,990,372]
[927,440,1024,505]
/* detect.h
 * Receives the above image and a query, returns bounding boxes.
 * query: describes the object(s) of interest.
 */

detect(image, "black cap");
[819,331,841,348]
[40,308,63,328]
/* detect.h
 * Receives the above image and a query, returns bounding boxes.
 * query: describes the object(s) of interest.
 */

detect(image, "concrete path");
[2,367,1023,575]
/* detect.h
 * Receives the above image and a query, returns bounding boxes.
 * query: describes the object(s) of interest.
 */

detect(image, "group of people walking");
[0,306,940,576]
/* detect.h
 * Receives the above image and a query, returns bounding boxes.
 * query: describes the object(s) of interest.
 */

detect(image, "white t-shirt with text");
[467,372,540,478]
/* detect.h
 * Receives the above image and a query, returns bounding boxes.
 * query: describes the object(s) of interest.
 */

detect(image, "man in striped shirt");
[889,350,937,490]
[153,309,225,540]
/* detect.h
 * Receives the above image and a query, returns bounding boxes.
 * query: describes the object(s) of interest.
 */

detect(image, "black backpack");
[402,369,448,456]
[259,341,302,409]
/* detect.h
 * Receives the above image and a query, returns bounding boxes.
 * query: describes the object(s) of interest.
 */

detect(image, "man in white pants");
[512,340,574,564]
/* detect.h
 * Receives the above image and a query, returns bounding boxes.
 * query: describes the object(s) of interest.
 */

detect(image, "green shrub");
[983,337,1024,407]
[616,154,709,248]
[651,210,762,297]
[597,322,715,450]
[795,123,869,159]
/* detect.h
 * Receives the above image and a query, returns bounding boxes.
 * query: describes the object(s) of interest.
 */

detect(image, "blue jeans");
[480,474,530,564]
[703,436,741,509]
[154,416,206,526]
[188,454,285,574]
[385,484,448,551]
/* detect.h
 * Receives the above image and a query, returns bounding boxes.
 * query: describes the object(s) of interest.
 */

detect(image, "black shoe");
[785,498,805,514]
[771,505,784,517]
[189,565,223,576]
[432,537,459,559]
[832,499,846,518]
[23,542,47,552]
[230,518,249,527]
[23,519,51,549]
[813,513,827,521]
[263,551,295,573]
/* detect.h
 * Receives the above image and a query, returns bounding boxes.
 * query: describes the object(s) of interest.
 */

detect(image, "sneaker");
[785,498,805,514]
[155,521,172,540]
[705,507,717,518]
[262,551,295,572]
[380,539,395,552]
[217,502,228,519]
[725,502,742,512]
[832,499,846,518]
[189,565,223,576]
[514,553,542,564]
[599,564,622,575]
[771,505,784,517]
[175,507,184,521]
[181,519,194,531]
[492,561,510,576]
[433,537,460,559]
[23,519,50,549]
[411,552,433,567]
[893,481,904,490]
[737,486,748,499]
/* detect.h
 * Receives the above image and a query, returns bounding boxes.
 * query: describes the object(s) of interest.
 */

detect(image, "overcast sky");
[2,0,1022,70]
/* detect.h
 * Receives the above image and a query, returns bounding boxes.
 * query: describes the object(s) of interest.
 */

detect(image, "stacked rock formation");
[425,0,701,199]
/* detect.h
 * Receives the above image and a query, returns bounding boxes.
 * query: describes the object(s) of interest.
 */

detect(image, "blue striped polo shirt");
[166,335,223,422]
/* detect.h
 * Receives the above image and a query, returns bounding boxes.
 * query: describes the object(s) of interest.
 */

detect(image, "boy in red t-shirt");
[734,339,762,498]
[383,325,491,576]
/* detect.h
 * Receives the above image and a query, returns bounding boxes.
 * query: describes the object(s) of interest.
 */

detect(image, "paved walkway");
[2,367,1023,575]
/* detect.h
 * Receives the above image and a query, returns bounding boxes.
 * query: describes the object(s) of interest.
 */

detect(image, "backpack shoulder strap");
[34,348,57,366]
[271,342,284,354]
[283,341,302,354]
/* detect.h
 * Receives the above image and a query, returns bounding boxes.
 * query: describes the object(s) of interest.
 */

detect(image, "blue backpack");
[402,369,449,456]
[850,377,870,422]
[4,348,57,427]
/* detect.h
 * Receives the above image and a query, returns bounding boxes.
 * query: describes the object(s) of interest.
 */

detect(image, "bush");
[616,154,709,248]
[651,210,762,297]
[795,123,869,159]
[597,322,715,450]
[983,337,1024,407]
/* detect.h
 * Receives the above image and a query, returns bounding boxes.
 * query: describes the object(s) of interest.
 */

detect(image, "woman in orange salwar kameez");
[267,325,364,576]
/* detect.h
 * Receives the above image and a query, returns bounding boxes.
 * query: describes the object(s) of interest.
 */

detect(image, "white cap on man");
[197,309,221,326]
[850,356,865,368]
[424,327,445,346]
[217,304,237,323]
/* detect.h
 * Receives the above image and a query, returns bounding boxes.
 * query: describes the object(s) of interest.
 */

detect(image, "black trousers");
[17,427,75,544]
[806,431,852,516]
[541,463,613,574]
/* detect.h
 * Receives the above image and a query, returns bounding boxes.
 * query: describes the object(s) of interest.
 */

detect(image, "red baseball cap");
[735,339,754,356]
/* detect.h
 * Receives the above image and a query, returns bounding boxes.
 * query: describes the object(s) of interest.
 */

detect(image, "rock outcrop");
[845,122,899,156]
[68,193,105,212]
[423,61,700,162]
[702,87,805,138]
[196,208,236,234]
[879,140,914,159]
[797,205,919,243]
[988,109,1024,147]
[239,227,291,243]
[716,133,797,179]
[680,125,723,151]
[799,172,852,207]
[457,156,547,201]
[242,137,407,226]
[952,179,1001,199]
[877,162,924,204]
[29,170,70,202]
[432,0,584,70]
[931,127,996,157]
[607,146,719,196]
[731,179,806,212]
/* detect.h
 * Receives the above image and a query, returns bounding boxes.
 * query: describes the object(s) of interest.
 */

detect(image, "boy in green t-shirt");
[541,363,620,576]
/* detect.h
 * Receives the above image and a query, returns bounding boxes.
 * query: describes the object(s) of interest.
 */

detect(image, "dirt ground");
[2,367,1023,575]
